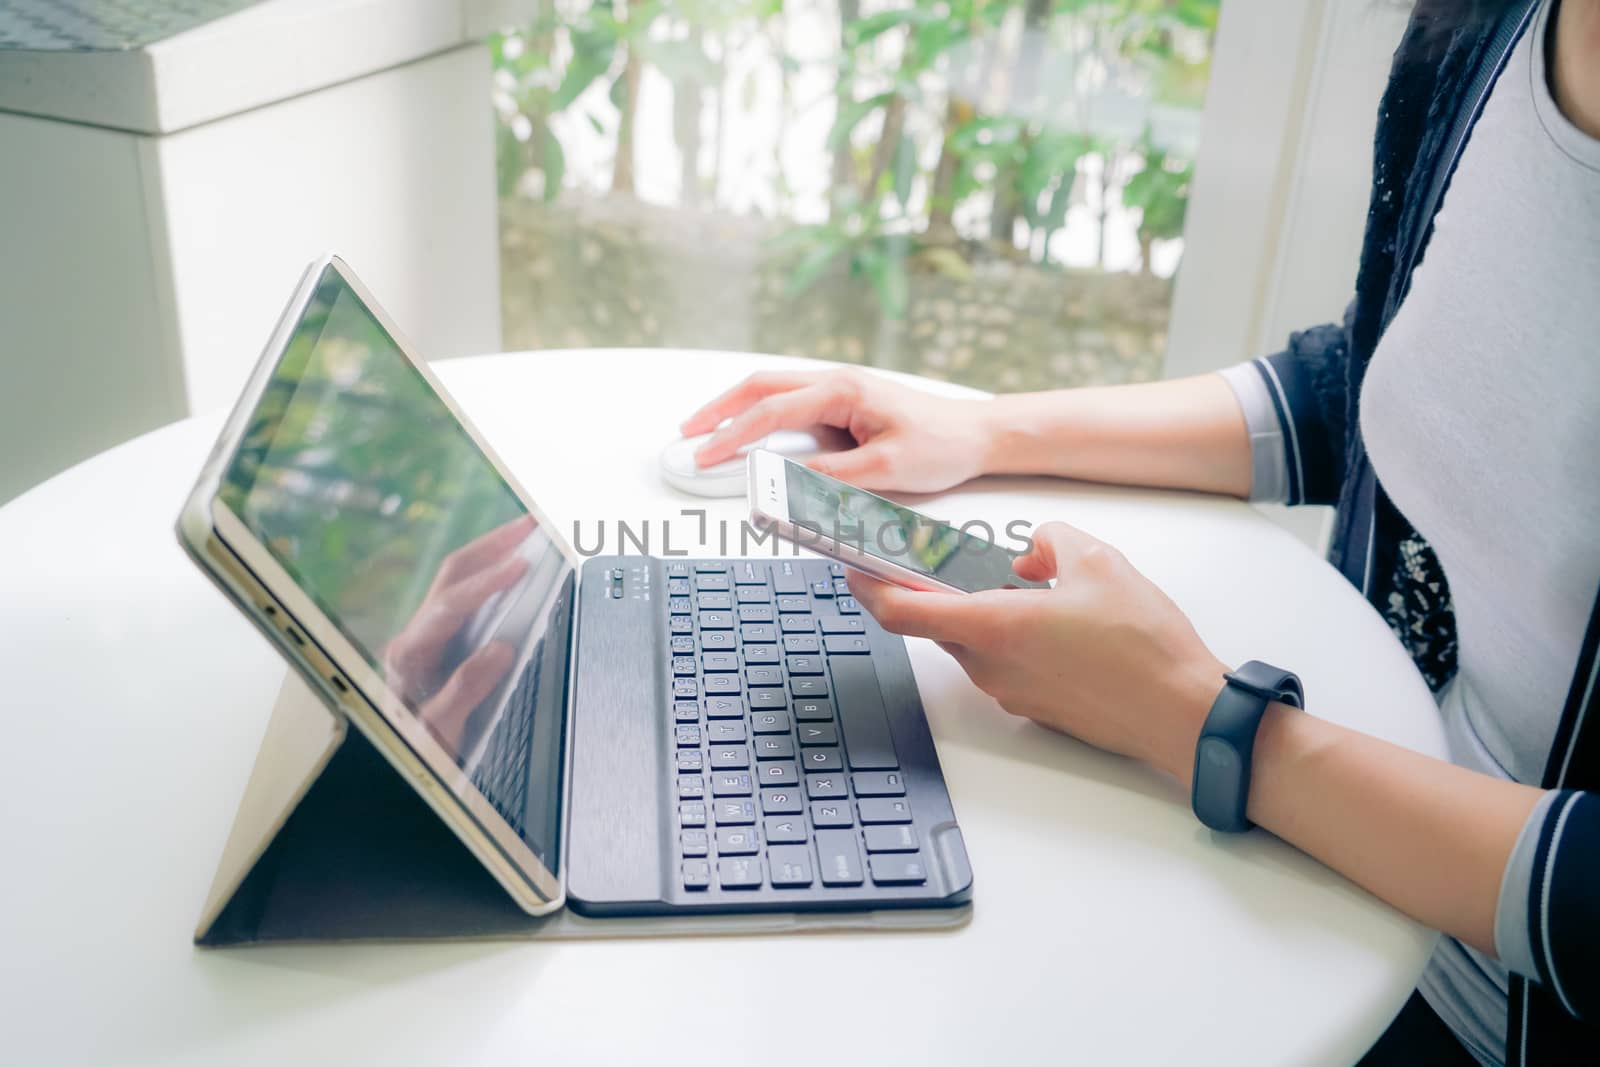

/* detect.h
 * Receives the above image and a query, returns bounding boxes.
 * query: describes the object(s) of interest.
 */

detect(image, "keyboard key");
[799,723,839,746]
[773,565,807,595]
[745,666,783,688]
[781,615,816,634]
[830,655,899,769]
[695,573,731,592]
[764,816,807,844]
[695,562,727,574]
[768,844,814,888]
[735,585,769,604]
[677,776,705,799]
[864,825,918,853]
[671,657,696,677]
[671,635,695,655]
[737,605,775,623]
[786,655,823,675]
[806,774,847,799]
[776,596,810,614]
[668,578,691,596]
[820,616,866,634]
[811,801,852,828]
[669,597,692,616]
[832,578,851,596]
[742,643,780,665]
[708,721,747,743]
[670,616,694,635]
[680,802,707,827]
[676,749,704,772]
[754,735,795,760]
[667,562,690,577]
[748,689,786,710]
[823,634,871,655]
[681,829,710,857]
[803,748,843,772]
[783,635,821,654]
[682,859,711,889]
[714,800,757,825]
[712,772,753,796]
[829,562,845,576]
[809,580,833,598]
[853,771,905,796]
[734,561,768,585]
[716,827,759,855]
[675,725,702,747]
[718,856,763,889]
[751,710,791,734]
[793,699,834,722]
[703,674,740,696]
[673,701,699,723]
[710,745,750,769]
[858,798,913,824]
[790,676,829,699]
[741,623,777,643]
[703,695,746,719]
[762,788,803,814]
[673,678,700,699]
[700,631,735,651]
[699,611,733,630]
[702,652,739,672]
[757,761,799,787]
[869,853,928,885]
[836,596,860,614]
[697,591,732,610]
[816,829,865,886]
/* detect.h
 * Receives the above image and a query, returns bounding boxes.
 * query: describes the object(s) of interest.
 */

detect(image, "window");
[492,0,1221,393]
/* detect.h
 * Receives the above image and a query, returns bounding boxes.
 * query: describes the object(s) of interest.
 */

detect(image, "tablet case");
[196,673,972,945]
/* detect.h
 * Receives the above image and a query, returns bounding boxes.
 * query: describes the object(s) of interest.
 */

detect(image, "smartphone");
[746,448,1049,593]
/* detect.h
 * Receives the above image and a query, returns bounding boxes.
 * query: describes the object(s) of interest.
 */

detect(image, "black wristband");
[1190,661,1303,833]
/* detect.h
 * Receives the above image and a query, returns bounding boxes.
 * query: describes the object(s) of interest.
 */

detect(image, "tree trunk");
[674,29,705,207]
[928,97,970,236]
[612,45,642,196]
[864,93,906,202]
[1139,233,1154,277]
[829,0,861,217]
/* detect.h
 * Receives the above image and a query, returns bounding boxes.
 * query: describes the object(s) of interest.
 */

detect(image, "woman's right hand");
[679,368,996,493]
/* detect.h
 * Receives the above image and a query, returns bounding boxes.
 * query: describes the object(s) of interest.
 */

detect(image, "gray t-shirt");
[1222,2,1600,1062]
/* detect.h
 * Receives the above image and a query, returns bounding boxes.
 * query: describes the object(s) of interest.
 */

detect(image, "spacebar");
[829,654,899,770]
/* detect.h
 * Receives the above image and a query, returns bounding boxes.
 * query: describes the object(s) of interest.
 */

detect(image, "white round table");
[0,349,1446,1066]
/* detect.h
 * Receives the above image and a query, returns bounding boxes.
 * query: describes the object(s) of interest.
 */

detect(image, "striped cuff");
[1522,790,1599,1020]
[1496,789,1559,979]
[1218,362,1290,504]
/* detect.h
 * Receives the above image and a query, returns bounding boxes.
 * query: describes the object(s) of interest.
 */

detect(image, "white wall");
[1166,0,1411,548]
[0,44,502,506]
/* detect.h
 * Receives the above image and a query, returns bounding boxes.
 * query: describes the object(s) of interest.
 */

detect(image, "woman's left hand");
[847,521,1229,786]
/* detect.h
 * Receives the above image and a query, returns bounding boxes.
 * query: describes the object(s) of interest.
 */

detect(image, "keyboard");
[661,558,932,894]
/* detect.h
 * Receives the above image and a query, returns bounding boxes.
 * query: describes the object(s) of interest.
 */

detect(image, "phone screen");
[781,460,1047,592]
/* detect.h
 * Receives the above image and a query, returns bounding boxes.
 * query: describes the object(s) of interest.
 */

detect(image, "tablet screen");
[217,266,572,866]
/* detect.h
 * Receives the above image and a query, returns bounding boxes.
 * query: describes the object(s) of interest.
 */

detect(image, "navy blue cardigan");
[1250,2,1599,1061]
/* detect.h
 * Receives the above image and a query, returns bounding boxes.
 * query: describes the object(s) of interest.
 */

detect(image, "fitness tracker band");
[1190,661,1303,832]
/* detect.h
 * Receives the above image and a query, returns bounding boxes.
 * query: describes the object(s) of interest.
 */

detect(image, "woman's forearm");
[978,373,1254,498]
[1241,703,1544,956]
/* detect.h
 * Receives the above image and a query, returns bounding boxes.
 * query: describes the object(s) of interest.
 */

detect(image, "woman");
[683,1,1597,1063]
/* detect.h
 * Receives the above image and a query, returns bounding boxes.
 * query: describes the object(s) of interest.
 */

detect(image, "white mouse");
[659,430,835,497]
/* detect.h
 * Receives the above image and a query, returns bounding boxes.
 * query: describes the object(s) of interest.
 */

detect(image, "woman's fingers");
[694,380,854,467]
[680,371,821,438]
[1011,520,1104,582]
[845,571,990,645]
[429,513,535,594]
[417,640,517,749]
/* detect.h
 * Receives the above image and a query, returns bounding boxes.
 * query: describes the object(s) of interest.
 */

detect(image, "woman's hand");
[847,520,1229,784]
[679,368,997,493]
